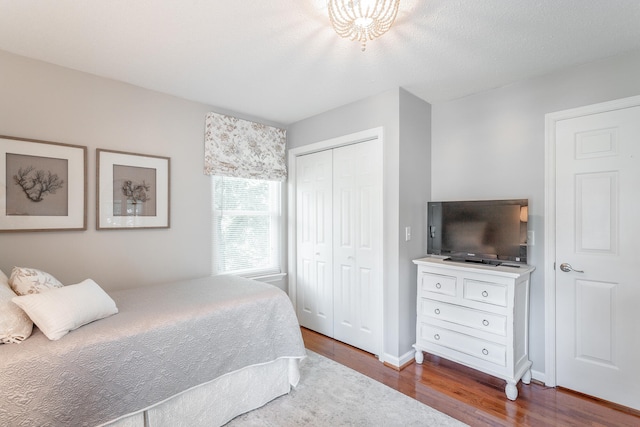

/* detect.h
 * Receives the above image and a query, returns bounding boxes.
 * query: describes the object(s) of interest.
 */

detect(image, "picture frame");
[0,135,87,232]
[97,149,170,229]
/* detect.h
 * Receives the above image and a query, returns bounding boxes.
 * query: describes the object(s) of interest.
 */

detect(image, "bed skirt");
[106,356,300,427]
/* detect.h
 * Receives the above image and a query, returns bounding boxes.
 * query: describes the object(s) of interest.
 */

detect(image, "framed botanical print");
[0,135,87,232]
[97,149,170,229]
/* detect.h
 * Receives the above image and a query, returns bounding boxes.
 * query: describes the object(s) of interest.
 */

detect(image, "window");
[212,176,282,276]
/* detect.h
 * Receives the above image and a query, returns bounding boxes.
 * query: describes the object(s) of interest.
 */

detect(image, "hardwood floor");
[301,327,640,427]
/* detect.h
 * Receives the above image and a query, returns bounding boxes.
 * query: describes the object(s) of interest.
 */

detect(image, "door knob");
[559,263,584,273]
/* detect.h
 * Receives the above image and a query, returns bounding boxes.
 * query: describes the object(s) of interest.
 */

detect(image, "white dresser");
[413,257,535,400]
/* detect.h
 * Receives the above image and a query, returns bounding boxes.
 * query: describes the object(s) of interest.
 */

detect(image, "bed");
[0,274,306,427]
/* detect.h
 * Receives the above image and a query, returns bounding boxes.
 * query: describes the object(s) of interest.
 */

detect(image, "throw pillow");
[0,268,33,343]
[12,278,118,341]
[9,266,64,295]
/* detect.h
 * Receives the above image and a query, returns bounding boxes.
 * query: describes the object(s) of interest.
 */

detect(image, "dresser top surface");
[413,256,535,277]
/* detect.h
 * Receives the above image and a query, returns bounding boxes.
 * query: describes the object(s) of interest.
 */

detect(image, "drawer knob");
[434,308,441,315]
[435,283,442,289]
[434,334,440,340]
[482,319,489,326]
[482,348,489,356]
[482,290,489,297]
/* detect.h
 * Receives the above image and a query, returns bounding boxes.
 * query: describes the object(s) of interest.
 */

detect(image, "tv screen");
[427,199,528,265]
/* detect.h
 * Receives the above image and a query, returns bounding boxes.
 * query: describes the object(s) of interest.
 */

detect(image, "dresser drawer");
[463,279,507,307]
[418,271,457,297]
[419,324,506,367]
[420,299,507,336]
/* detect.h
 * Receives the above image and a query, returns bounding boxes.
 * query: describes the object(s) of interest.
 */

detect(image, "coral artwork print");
[122,180,151,204]
[112,164,157,217]
[5,153,69,216]
[13,166,64,202]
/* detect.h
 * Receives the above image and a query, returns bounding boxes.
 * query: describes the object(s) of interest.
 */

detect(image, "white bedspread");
[0,275,306,427]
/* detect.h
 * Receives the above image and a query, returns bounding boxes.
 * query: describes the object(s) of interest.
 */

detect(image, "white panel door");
[296,150,333,336]
[332,140,383,354]
[555,106,640,410]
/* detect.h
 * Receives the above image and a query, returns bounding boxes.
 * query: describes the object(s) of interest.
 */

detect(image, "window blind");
[212,176,281,275]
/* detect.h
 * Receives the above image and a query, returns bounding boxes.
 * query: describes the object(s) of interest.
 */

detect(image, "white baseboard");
[383,349,415,369]
[531,369,545,384]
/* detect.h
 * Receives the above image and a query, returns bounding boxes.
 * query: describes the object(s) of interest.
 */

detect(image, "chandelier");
[328,0,400,51]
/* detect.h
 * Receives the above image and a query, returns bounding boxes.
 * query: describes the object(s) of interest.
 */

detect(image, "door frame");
[544,94,640,387]
[287,127,385,361]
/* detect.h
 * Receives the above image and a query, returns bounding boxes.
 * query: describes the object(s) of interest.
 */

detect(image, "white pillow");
[0,269,33,344]
[9,266,64,296]
[12,279,118,341]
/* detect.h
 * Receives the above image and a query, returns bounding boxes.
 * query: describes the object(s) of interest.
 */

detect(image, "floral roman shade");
[204,112,287,181]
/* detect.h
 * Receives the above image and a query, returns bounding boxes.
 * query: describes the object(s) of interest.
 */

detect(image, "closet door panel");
[296,150,333,336]
[333,140,383,354]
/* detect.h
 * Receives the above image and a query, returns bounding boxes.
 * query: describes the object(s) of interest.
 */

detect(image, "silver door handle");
[559,263,584,273]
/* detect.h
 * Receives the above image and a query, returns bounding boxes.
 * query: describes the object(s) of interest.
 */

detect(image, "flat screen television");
[427,199,528,266]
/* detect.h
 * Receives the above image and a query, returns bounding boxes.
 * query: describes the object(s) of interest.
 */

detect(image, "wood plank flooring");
[301,327,640,427]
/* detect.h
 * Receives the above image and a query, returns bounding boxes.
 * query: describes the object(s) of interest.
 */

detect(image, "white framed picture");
[97,149,170,230]
[0,135,87,232]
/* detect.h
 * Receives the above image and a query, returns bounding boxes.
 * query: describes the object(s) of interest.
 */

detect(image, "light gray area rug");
[226,350,467,426]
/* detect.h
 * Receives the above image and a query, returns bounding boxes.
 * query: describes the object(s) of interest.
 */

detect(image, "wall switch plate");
[405,226,411,241]
[527,230,535,246]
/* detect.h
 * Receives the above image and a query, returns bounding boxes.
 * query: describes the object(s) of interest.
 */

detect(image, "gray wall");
[288,88,432,362]
[398,90,431,354]
[431,48,640,376]
[0,50,281,291]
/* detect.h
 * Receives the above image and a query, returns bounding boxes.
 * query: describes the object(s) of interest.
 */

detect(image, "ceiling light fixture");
[327,0,400,51]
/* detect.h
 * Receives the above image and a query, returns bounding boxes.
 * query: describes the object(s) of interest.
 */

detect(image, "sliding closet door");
[332,140,383,355]
[295,150,333,336]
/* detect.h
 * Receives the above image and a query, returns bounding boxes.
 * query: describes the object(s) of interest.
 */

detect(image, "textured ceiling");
[1,1,639,125]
